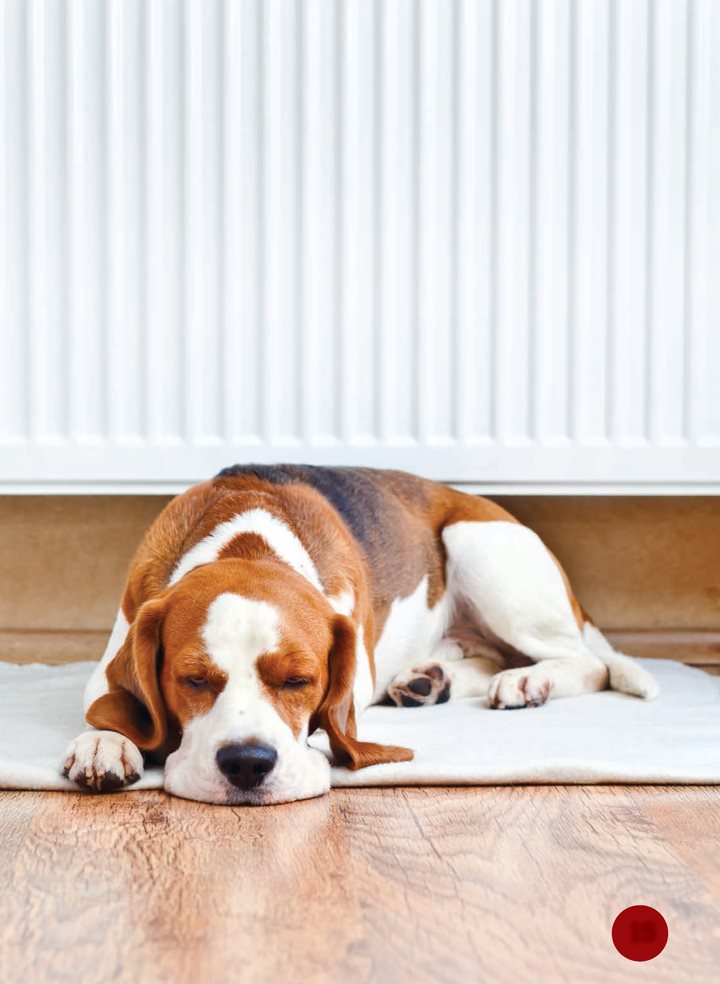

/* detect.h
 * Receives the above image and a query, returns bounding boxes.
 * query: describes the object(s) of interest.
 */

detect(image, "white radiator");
[1,0,719,493]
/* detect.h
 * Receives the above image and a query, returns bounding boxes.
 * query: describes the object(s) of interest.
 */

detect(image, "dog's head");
[86,560,411,804]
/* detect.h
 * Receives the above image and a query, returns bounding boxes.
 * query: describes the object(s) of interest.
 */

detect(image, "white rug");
[0,658,718,792]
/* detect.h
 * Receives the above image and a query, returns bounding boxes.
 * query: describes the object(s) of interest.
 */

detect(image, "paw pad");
[389,664,451,708]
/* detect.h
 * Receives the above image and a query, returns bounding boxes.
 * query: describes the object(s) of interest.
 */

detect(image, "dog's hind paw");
[487,666,551,709]
[62,730,143,792]
[388,663,451,708]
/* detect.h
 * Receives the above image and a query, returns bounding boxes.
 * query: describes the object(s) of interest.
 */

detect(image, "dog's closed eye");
[282,677,311,690]
[183,676,210,691]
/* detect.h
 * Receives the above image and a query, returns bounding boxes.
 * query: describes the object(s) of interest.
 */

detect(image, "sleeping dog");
[63,465,658,804]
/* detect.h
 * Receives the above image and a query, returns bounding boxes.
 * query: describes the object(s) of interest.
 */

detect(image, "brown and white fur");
[62,465,658,805]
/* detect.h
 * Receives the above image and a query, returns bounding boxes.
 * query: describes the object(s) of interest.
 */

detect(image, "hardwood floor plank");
[0,791,40,893]
[644,786,720,898]
[0,787,717,984]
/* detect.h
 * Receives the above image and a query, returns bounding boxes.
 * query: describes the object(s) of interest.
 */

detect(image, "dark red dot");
[612,906,668,962]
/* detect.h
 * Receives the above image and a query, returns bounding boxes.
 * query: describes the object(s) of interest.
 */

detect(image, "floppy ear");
[312,615,413,770]
[86,597,168,752]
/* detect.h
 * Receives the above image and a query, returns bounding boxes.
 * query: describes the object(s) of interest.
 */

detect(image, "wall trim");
[606,630,720,668]
[3,628,719,671]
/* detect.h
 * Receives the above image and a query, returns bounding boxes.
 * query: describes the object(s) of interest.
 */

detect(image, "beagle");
[62,465,658,804]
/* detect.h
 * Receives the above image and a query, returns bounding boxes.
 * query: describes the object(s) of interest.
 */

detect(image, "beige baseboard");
[0,630,108,665]
[605,630,720,675]
[1,627,718,675]
[606,629,720,664]
[1,495,719,676]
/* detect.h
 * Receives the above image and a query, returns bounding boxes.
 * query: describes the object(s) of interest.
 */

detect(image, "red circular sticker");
[612,906,668,962]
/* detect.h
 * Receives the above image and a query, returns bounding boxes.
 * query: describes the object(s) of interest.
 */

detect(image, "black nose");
[216,743,278,790]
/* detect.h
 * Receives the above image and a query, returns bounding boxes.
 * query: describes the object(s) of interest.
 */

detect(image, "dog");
[62,465,658,804]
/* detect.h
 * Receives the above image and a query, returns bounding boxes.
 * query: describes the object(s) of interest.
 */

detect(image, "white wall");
[1,0,719,493]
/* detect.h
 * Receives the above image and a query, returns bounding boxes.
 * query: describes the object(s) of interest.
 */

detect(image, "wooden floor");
[0,787,718,984]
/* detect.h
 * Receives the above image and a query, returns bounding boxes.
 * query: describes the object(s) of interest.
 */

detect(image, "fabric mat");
[0,658,717,792]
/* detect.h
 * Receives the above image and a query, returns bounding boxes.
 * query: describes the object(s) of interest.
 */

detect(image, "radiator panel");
[1,0,719,491]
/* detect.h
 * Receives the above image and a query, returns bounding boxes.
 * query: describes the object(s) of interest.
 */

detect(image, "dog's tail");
[582,620,660,700]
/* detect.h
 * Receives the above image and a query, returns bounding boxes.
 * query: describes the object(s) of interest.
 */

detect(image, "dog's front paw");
[388,663,451,708]
[62,730,143,791]
[487,667,551,709]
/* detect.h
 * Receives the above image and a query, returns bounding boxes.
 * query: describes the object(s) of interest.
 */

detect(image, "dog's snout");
[216,743,278,790]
